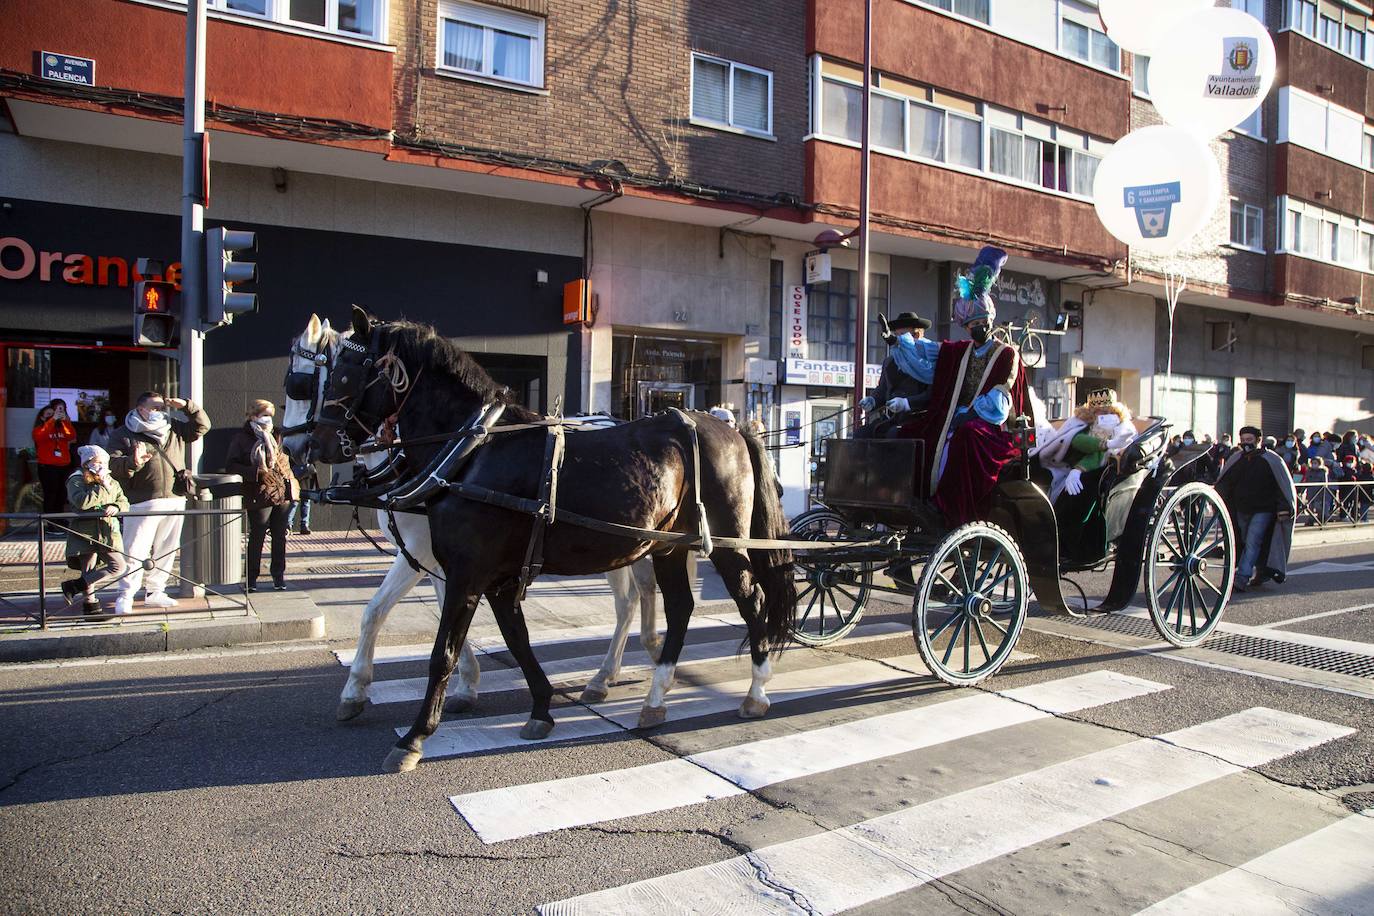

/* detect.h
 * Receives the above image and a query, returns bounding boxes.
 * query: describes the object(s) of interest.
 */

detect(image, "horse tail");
[742,430,796,652]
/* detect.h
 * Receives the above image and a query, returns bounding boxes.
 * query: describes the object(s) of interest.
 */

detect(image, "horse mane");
[376,319,540,421]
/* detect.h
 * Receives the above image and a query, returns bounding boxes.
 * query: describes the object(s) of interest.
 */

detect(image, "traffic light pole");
[180,0,207,598]
[180,0,206,474]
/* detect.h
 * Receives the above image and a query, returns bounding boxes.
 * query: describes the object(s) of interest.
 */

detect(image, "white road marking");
[335,612,741,667]
[1135,810,1374,915]
[0,641,329,672]
[452,670,1171,844]
[1284,560,1374,576]
[414,652,989,759]
[366,622,914,706]
[1256,602,1374,629]
[538,708,1353,915]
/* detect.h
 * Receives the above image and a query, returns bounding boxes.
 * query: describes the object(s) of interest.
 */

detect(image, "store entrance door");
[808,399,847,506]
[639,382,694,417]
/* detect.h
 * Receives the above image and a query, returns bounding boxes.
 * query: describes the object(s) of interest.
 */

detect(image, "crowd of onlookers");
[27,395,316,620]
[1167,426,1374,522]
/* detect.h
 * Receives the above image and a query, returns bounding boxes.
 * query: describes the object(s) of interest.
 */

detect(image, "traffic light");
[205,226,258,326]
[133,279,179,347]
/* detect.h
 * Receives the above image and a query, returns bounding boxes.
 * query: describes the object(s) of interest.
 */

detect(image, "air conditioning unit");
[1064,354,1085,378]
[745,358,778,385]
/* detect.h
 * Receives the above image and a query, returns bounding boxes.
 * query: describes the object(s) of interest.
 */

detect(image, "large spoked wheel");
[914,523,1028,686]
[1145,483,1234,647]
[789,510,873,647]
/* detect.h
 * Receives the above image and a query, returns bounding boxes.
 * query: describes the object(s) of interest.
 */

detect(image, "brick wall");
[393,0,806,200]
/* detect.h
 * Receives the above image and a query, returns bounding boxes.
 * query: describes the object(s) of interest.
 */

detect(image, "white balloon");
[1149,7,1277,139]
[1092,125,1222,256]
[1098,0,1212,55]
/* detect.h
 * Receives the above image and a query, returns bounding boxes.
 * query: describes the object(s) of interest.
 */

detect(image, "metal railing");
[0,507,248,630]
[1294,480,1374,528]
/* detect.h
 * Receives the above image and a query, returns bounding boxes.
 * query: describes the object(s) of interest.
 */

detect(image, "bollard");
[178,474,243,598]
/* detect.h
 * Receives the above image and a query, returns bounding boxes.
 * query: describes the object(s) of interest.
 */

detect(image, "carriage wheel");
[788,510,872,647]
[1145,483,1234,647]
[913,523,1028,686]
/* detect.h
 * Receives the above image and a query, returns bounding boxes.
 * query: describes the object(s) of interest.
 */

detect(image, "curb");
[1293,526,1374,547]
[0,592,326,663]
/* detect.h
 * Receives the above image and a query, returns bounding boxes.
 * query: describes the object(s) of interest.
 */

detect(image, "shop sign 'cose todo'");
[788,286,807,359]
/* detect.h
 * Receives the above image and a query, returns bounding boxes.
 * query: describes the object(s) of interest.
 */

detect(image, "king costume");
[898,247,1030,527]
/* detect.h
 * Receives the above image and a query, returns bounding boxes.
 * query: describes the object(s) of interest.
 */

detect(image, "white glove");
[859,396,876,412]
[1065,468,1084,496]
[886,397,910,414]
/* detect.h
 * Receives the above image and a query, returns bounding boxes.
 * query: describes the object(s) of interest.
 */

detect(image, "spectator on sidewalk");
[1216,426,1296,591]
[1216,433,1235,466]
[1356,459,1374,523]
[1337,430,1359,463]
[286,452,316,536]
[1277,433,1301,471]
[33,399,77,520]
[87,406,122,452]
[1300,455,1332,525]
[108,391,211,614]
[1359,434,1374,464]
[225,400,298,592]
[60,445,129,621]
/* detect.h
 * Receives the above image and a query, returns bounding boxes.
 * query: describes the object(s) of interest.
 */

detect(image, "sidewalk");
[0,528,734,663]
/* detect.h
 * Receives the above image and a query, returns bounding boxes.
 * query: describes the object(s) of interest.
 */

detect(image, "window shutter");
[1244,380,1293,436]
[733,68,770,132]
[693,58,729,123]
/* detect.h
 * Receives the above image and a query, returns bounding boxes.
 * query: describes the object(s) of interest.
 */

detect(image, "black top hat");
[888,312,932,331]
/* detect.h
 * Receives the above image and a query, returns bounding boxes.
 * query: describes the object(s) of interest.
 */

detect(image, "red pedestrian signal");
[133,280,179,347]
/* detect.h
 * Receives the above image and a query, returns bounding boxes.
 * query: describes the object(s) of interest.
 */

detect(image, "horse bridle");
[316,322,400,460]
[279,341,331,438]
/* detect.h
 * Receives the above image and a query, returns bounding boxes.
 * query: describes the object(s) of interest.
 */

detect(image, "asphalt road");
[1,540,1372,915]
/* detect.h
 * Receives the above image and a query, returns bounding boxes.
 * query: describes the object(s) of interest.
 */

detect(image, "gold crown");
[1086,387,1117,408]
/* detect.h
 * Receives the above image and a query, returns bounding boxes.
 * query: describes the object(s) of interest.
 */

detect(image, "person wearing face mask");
[108,390,211,614]
[87,407,122,452]
[856,312,938,439]
[60,445,129,621]
[225,400,299,592]
[1358,435,1374,464]
[1215,426,1295,591]
[1277,434,1300,472]
[897,246,1030,527]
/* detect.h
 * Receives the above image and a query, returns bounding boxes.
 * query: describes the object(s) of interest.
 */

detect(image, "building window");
[768,260,784,361]
[1061,17,1120,72]
[1283,197,1374,270]
[691,54,772,136]
[1233,0,1266,25]
[1364,132,1374,169]
[1235,105,1263,137]
[808,269,889,366]
[1132,54,1150,95]
[1286,0,1372,65]
[1230,200,1264,249]
[1279,88,1367,168]
[988,115,1102,197]
[193,0,384,40]
[821,78,862,142]
[438,0,544,87]
[913,0,990,24]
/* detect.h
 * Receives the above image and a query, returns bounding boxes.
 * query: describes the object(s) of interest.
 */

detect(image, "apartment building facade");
[3,0,1371,517]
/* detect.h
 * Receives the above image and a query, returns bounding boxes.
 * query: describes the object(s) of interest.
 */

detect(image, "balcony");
[2,0,393,133]
[810,0,1130,142]
[1277,145,1372,221]
[1275,29,1372,118]
[806,139,1125,264]
[1275,253,1371,306]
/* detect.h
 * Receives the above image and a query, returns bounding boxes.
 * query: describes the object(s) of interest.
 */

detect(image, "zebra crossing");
[358,618,1368,914]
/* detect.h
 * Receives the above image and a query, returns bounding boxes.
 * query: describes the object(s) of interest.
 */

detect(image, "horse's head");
[280,312,337,463]
[311,305,405,464]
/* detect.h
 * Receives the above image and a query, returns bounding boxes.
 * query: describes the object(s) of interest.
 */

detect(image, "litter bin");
[179,473,243,595]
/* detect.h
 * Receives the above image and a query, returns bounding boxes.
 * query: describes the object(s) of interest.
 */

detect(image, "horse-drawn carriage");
[784,413,1235,686]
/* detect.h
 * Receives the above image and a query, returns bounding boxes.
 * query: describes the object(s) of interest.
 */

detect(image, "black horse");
[311,307,795,772]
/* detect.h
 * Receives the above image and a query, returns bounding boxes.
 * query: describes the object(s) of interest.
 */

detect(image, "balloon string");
[1162,262,1187,419]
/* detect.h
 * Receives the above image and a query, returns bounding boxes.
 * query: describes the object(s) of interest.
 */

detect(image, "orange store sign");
[0,236,181,289]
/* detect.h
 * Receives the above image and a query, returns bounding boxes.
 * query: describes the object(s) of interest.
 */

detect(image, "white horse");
[281,314,660,721]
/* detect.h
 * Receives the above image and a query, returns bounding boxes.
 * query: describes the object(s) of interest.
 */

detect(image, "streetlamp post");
[852,0,873,423]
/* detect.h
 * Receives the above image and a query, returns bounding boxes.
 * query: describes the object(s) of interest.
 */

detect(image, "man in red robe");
[899,247,1030,527]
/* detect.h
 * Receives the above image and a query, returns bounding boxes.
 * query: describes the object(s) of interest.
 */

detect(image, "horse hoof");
[580,682,610,704]
[336,698,368,722]
[446,693,478,715]
[383,747,422,773]
[738,697,770,720]
[520,719,555,740]
[637,705,667,729]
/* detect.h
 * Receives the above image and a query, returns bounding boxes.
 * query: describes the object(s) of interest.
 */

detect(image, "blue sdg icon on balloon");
[1123,182,1183,240]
